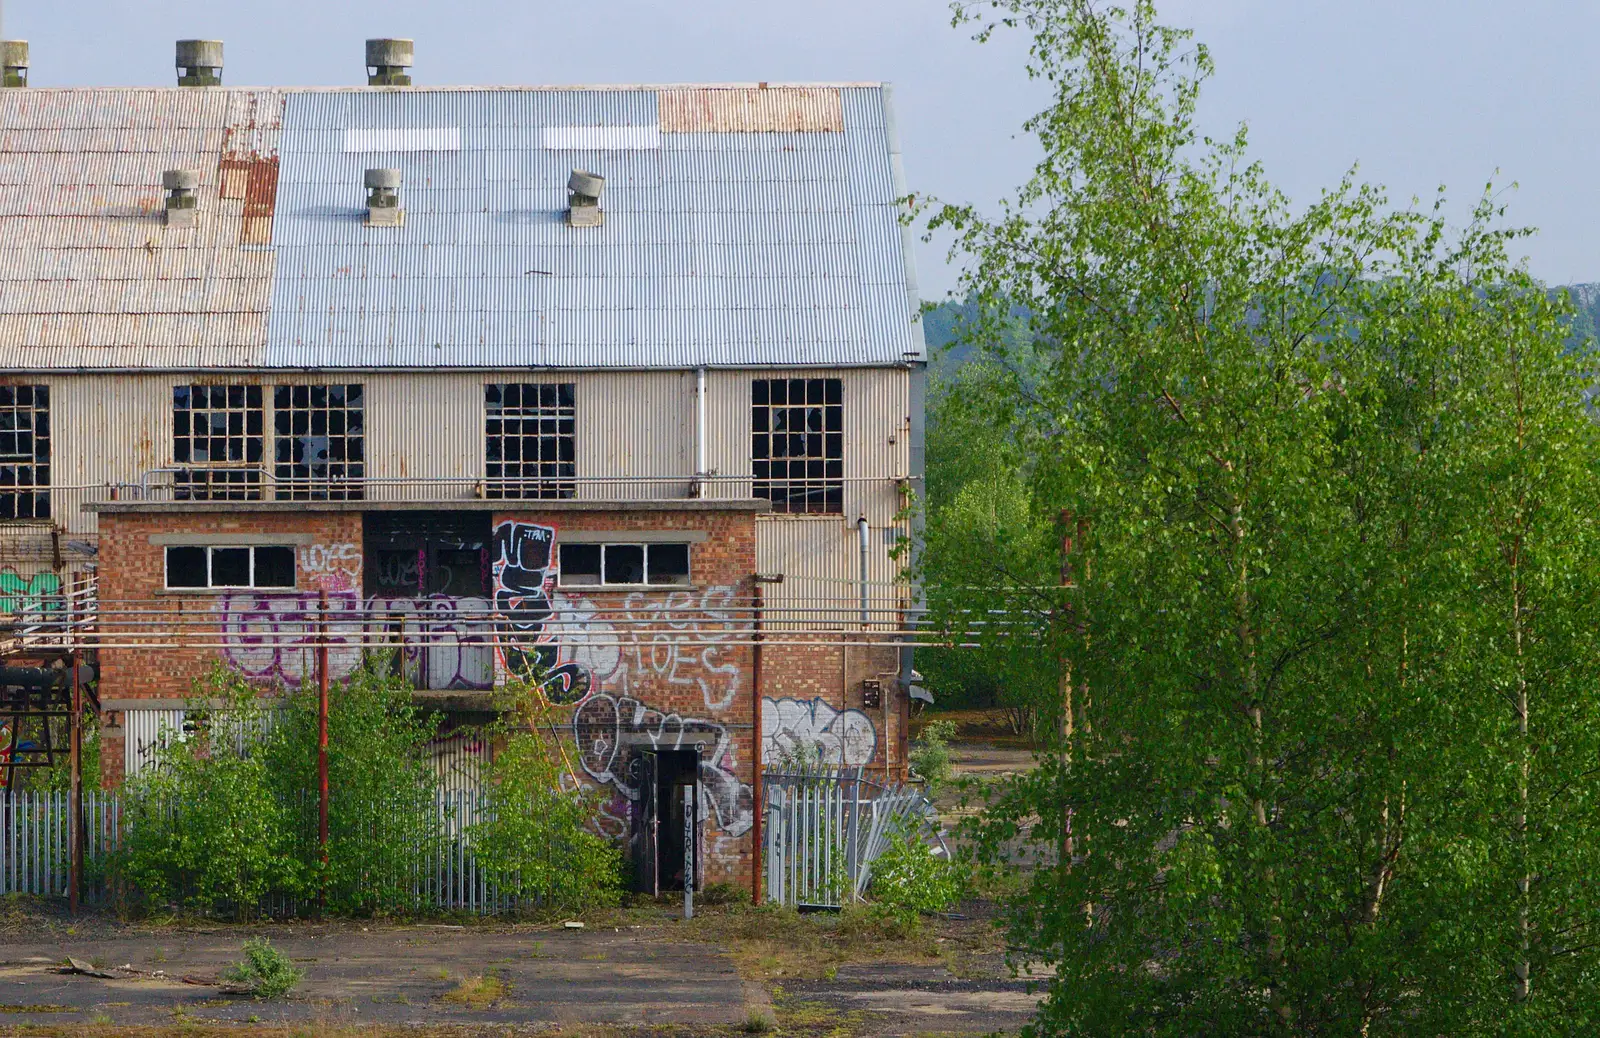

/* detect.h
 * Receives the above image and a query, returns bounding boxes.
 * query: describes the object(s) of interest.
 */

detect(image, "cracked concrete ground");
[0,912,1039,1035]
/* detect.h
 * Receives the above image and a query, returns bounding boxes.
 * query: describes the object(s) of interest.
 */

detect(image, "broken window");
[274,384,365,500]
[485,383,576,499]
[752,378,843,514]
[0,385,49,520]
[173,385,263,501]
[164,545,296,589]
[559,542,692,587]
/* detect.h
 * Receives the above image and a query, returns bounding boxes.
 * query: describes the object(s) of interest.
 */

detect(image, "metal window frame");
[163,543,298,590]
[272,383,366,501]
[557,540,694,589]
[0,383,50,520]
[484,382,578,500]
[751,377,844,515]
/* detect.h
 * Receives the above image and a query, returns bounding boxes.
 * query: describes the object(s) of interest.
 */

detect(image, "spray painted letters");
[762,697,877,768]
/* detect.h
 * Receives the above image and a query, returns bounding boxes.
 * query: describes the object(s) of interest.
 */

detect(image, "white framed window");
[165,544,296,590]
[559,542,691,588]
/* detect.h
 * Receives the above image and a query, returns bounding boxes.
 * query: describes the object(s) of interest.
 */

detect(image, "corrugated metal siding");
[756,516,908,631]
[124,708,185,777]
[364,373,484,501]
[578,371,694,499]
[0,89,285,369]
[0,84,921,371]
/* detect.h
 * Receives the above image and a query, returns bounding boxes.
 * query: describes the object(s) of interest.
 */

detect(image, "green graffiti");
[0,569,62,614]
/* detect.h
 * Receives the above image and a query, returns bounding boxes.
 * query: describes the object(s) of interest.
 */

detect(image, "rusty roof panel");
[0,88,285,369]
[0,84,921,371]
[659,87,844,133]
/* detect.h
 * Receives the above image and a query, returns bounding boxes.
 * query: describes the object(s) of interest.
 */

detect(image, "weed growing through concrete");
[223,937,303,999]
[441,972,507,1009]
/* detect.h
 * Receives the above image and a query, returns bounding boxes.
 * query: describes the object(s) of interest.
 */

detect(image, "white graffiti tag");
[762,697,878,768]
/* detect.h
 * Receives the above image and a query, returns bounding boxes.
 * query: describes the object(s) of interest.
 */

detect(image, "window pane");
[166,546,208,588]
[603,544,645,585]
[211,547,252,587]
[484,383,577,500]
[647,543,691,586]
[253,546,296,588]
[560,543,602,585]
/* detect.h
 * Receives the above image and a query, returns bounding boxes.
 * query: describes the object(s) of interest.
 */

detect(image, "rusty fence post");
[317,588,330,908]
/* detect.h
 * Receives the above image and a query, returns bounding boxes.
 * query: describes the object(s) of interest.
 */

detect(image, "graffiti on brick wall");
[299,542,361,592]
[0,719,12,790]
[575,694,753,837]
[216,591,366,685]
[762,697,877,768]
[0,568,61,617]
[490,520,756,839]
[491,521,590,703]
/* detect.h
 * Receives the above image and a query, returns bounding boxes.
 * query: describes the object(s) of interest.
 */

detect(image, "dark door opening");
[362,512,494,689]
[635,748,700,894]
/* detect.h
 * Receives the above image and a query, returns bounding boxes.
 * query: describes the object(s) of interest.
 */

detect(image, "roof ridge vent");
[2,41,29,88]
[567,169,605,228]
[366,39,413,86]
[176,40,223,86]
[163,168,201,228]
[365,168,405,227]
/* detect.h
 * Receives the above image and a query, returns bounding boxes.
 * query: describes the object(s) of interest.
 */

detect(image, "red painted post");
[69,648,82,915]
[750,580,764,906]
[317,588,330,901]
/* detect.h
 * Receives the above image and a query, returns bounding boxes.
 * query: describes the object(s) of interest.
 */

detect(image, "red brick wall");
[93,506,899,888]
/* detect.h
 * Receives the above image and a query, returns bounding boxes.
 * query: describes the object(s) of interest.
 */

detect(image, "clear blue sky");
[4,0,1593,298]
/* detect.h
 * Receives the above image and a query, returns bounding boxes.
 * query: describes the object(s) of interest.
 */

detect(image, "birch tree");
[926,2,1600,1032]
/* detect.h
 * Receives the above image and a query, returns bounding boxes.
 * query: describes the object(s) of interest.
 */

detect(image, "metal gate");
[762,764,945,908]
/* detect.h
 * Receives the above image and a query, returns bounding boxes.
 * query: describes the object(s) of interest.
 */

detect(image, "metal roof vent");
[2,41,29,88]
[176,39,223,86]
[567,169,605,228]
[162,168,201,228]
[366,39,413,86]
[365,168,404,227]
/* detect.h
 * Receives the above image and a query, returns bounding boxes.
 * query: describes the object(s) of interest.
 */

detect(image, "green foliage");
[909,718,958,793]
[868,828,965,925]
[223,937,302,999]
[926,1,1600,1032]
[259,659,440,914]
[111,667,303,918]
[468,684,622,912]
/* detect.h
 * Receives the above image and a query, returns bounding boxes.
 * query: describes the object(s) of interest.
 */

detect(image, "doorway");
[636,748,701,895]
[362,512,494,690]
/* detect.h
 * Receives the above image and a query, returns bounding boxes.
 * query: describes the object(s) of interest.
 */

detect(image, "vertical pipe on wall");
[695,366,708,496]
[317,588,330,907]
[69,649,81,915]
[857,516,870,627]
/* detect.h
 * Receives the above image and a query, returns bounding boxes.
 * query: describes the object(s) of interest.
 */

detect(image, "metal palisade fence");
[762,763,947,909]
[0,789,505,912]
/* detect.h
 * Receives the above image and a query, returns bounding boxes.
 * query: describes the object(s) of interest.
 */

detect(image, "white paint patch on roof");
[541,125,661,150]
[342,127,461,153]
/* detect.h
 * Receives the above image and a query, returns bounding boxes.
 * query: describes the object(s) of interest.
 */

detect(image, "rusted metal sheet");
[659,87,844,133]
[0,88,285,371]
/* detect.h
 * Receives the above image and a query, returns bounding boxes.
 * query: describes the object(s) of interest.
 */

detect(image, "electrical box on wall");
[861,678,882,710]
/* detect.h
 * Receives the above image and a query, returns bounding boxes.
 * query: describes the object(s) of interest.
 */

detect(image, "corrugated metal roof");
[0,84,924,371]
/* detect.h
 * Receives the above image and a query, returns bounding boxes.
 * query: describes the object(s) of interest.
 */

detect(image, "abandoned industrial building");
[0,39,927,892]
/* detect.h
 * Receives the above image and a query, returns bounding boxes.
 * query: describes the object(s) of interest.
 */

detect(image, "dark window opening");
[164,544,297,590]
[173,384,263,501]
[752,377,843,514]
[559,544,603,586]
[485,382,576,500]
[0,385,50,520]
[559,542,692,587]
[274,384,365,500]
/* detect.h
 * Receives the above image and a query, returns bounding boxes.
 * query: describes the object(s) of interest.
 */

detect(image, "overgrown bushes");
[110,661,619,919]
[468,683,622,912]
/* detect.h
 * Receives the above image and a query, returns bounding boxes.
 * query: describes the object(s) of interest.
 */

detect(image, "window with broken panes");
[164,544,296,589]
[751,378,844,514]
[485,383,577,499]
[273,384,365,500]
[559,542,692,587]
[0,385,49,520]
[173,385,263,500]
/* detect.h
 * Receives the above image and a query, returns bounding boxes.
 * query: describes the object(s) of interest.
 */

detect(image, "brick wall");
[92,505,901,889]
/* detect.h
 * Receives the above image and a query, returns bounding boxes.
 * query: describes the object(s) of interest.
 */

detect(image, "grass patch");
[681,902,948,981]
[440,971,507,1009]
[222,937,303,999]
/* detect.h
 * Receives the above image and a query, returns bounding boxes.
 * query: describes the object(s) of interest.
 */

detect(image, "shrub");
[909,718,959,794]
[867,827,965,925]
[111,668,304,918]
[468,684,622,912]
[224,937,302,999]
[259,658,440,914]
